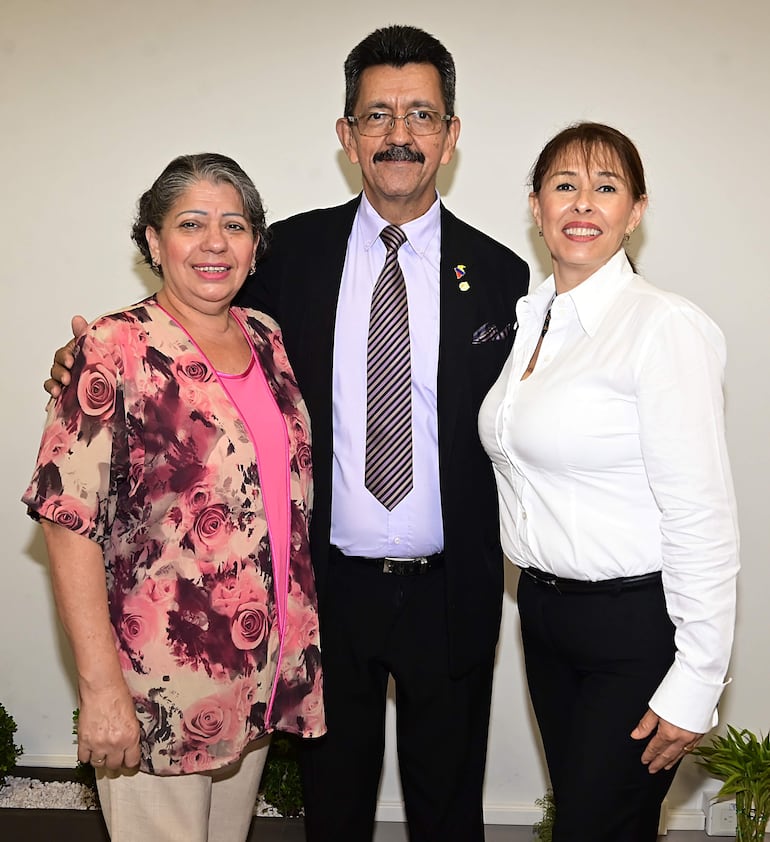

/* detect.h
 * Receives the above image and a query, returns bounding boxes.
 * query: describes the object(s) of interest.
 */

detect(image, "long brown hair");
[530,122,647,201]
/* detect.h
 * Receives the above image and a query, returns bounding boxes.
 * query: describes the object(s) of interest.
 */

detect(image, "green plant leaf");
[695,725,770,840]
[259,733,303,817]
[0,702,24,787]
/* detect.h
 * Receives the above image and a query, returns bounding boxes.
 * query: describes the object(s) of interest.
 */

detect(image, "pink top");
[218,348,290,636]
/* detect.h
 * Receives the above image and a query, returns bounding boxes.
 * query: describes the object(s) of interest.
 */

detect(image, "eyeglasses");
[346,109,453,137]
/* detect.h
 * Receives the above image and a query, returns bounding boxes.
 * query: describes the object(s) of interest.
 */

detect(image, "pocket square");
[472,322,512,344]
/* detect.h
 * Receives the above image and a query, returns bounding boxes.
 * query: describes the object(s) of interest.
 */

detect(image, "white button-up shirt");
[478,249,739,732]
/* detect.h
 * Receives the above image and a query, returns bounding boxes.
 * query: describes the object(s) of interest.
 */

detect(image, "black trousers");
[300,551,496,842]
[517,572,680,842]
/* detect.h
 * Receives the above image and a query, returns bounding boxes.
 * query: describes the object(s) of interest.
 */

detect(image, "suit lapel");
[289,198,360,575]
[293,198,361,408]
[437,205,475,463]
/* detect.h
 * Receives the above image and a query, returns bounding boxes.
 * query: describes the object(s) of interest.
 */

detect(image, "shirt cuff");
[648,661,730,733]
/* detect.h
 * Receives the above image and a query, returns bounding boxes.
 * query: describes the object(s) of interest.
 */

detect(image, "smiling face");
[530,144,647,291]
[336,62,460,225]
[145,180,257,317]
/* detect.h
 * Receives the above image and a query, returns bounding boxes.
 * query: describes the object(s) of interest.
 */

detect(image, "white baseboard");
[17,753,77,769]
[665,809,707,831]
[373,802,407,823]
[376,799,705,830]
[376,800,544,825]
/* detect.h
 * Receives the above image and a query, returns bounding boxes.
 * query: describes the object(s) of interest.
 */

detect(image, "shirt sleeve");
[22,328,124,546]
[635,301,739,732]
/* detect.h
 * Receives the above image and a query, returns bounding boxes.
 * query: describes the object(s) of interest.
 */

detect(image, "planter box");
[1,806,109,841]
[1,767,304,841]
[1,766,108,841]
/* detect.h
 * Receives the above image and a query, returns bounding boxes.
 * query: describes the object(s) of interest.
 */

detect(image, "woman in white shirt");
[479,123,739,841]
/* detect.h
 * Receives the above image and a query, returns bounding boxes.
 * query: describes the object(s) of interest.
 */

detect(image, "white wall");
[1,0,767,830]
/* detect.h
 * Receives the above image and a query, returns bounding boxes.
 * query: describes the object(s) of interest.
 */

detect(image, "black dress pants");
[300,551,496,842]
[517,572,679,842]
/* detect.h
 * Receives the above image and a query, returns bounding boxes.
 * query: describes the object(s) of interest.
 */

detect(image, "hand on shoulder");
[44,315,89,397]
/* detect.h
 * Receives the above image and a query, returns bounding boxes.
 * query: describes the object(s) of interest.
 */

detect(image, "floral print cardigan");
[23,299,325,775]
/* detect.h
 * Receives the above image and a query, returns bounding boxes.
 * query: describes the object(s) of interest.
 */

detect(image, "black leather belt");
[330,546,444,576]
[520,566,661,594]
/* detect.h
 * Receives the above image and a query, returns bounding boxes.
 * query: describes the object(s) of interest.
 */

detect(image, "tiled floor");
[0,812,715,840]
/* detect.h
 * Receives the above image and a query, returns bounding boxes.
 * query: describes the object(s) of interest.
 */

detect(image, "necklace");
[540,307,552,337]
[539,293,557,337]
[522,294,556,379]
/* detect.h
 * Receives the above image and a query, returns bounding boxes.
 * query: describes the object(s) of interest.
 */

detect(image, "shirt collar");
[520,249,635,337]
[563,249,635,337]
[357,191,441,257]
[516,274,556,326]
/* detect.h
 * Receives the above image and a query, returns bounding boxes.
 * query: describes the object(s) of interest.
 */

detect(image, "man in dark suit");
[46,24,529,842]
[240,26,529,842]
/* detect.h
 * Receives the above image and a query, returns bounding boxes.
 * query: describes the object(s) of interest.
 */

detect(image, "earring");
[623,232,631,243]
[538,230,543,238]
[151,258,161,271]
[249,260,257,275]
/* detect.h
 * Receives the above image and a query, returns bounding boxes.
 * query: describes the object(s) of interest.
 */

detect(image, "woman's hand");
[631,708,702,773]
[40,519,142,771]
[77,682,141,770]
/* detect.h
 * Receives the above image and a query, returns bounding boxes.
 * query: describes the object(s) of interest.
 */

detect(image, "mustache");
[373,146,425,164]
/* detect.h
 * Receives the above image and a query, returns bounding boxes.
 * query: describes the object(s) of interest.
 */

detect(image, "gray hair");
[131,153,269,277]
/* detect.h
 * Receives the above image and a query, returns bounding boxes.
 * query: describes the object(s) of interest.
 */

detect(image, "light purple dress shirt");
[330,193,444,558]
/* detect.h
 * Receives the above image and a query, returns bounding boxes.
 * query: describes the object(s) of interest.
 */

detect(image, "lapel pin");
[454,265,470,291]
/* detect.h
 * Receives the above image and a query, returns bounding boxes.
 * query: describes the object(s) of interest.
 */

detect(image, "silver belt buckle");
[383,556,428,574]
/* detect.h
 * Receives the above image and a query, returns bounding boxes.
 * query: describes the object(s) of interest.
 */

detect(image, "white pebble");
[0,777,98,810]
[0,777,292,816]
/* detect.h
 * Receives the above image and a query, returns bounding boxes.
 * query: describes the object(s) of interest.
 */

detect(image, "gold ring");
[682,746,693,753]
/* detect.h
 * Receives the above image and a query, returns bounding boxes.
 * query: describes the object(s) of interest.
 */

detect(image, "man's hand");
[631,708,702,773]
[44,315,88,397]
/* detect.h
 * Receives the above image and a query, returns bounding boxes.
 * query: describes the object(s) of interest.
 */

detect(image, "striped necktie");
[364,225,413,510]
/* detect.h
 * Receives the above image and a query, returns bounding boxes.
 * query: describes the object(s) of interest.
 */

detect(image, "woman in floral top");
[23,153,324,841]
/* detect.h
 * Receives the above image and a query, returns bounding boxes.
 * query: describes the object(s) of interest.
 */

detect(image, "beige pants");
[96,737,271,842]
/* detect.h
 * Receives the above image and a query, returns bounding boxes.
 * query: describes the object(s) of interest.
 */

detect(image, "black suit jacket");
[237,197,529,676]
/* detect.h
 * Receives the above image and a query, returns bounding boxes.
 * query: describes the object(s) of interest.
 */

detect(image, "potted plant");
[694,725,770,841]
[0,703,23,787]
[72,709,97,791]
[533,788,555,842]
[260,733,303,817]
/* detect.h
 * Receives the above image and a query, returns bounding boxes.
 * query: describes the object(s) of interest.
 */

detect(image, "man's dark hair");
[344,25,456,117]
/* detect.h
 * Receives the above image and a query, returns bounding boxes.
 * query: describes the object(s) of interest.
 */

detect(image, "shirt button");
[394,537,401,544]
[521,510,528,520]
